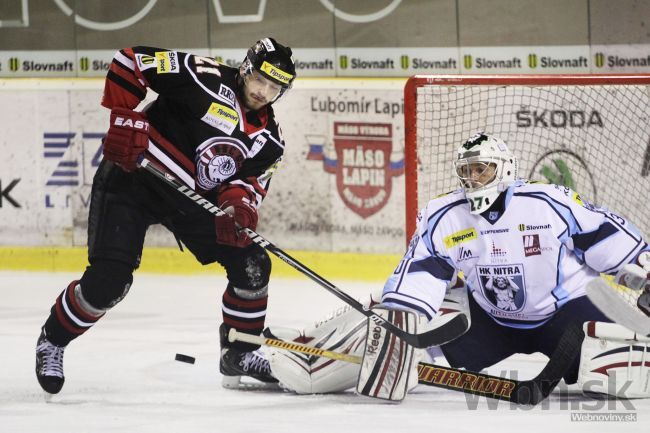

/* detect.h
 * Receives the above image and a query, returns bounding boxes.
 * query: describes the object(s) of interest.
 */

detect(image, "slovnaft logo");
[9,57,73,72]
[307,122,403,218]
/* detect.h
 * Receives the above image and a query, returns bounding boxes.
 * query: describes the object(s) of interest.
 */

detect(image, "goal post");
[403,74,650,245]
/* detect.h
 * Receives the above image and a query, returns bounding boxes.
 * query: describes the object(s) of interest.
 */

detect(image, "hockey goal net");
[404,74,650,243]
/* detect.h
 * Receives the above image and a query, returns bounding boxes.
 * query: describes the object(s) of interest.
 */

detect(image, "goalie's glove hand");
[634,251,650,316]
[616,251,650,291]
[638,251,650,278]
[103,107,149,172]
[215,186,258,248]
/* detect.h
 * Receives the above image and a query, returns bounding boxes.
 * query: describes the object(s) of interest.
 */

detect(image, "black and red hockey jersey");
[101,46,286,208]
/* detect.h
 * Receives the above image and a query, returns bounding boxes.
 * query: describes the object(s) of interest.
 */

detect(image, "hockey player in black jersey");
[35,38,296,393]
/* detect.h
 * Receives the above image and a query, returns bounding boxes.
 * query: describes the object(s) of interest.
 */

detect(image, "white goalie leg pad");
[267,290,380,394]
[578,321,650,398]
[356,308,418,402]
[268,284,465,395]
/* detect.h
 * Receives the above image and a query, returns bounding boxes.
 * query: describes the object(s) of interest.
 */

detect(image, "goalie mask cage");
[404,74,650,244]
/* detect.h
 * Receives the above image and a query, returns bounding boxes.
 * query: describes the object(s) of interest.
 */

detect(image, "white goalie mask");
[453,133,518,214]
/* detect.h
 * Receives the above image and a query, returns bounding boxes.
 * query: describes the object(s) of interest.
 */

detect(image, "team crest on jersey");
[195,139,246,190]
[306,122,403,218]
[476,264,527,313]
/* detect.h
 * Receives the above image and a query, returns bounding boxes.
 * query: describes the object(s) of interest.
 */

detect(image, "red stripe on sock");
[64,281,103,322]
[54,298,86,335]
[223,290,268,310]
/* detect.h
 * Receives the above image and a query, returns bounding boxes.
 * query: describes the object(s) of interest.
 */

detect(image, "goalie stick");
[230,323,584,405]
[586,277,650,336]
[138,157,468,348]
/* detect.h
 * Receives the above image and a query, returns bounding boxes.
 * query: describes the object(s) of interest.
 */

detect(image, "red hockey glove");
[215,187,258,248]
[103,107,149,171]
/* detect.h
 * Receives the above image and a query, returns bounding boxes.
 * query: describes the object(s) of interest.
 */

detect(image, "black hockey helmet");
[241,37,296,100]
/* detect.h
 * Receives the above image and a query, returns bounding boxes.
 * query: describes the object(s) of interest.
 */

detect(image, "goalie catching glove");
[215,186,258,248]
[615,251,650,293]
[102,107,149,171]
[616,251,650,316]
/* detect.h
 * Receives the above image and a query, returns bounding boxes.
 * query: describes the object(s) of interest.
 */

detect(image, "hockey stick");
[230,323,584,405]
[138,157,468,348]
[586,277,650,336]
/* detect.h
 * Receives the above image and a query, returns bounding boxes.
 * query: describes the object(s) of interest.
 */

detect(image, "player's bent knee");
[578,321,650,398]
[79,260,134,311]
[226,246,271,292]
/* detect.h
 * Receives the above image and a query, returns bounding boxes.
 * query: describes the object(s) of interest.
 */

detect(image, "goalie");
[267,133,650,401]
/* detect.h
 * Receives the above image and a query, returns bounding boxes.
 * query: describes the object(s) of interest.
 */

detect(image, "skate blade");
[221,375,281,391]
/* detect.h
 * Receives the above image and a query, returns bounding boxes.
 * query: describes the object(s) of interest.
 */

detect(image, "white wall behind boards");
[0,79,409,254]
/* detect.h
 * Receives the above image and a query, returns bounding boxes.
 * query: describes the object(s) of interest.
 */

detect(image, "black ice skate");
[220,347,278,389]
[35,328,66,394]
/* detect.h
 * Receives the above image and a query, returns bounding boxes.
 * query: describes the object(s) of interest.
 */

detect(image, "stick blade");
[512,322,584,405]
[408,313,469,348]
[586,278,650,336]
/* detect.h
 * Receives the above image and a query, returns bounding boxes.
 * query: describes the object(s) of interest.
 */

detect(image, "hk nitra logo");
[477,264,526,312]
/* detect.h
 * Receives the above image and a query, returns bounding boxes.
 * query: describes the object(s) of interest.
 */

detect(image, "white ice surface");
[1,271,648,433]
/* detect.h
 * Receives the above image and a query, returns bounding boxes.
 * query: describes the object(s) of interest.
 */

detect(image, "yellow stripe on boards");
[0,246,400,281]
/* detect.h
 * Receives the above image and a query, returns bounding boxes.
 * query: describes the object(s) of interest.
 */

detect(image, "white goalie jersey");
[382,181,649,328]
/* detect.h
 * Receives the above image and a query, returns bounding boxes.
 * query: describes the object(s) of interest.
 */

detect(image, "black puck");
[175,353,196,364]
